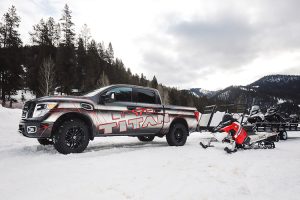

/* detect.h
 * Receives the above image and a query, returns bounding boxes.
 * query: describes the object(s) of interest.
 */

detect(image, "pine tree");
[75,37,86,90]
[85,40,101,90]
[0,22,3,47]
[30,18,46,45]
[0,6,23,106]
[28,17,58,96]
[47,17,60,46]
[168,88,181,105]
[55,44,76,94]
[105,42,114,64]
[112,58,129,84]
[55,4,76,94]
[60,4,75,46]
[151,76,158,89]
[0,6,22,47]
[30,17,60,46]
[97,42,106,59]
[140,73,147,86]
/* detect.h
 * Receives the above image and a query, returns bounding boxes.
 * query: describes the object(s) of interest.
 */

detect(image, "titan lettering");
[142,116,157,128]
[118,120,127,132]
[98,114,170,134]
[99,122,117,134]
[128,117,144,129]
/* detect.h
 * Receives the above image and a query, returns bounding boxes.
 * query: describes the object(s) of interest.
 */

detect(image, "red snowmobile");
[200,113,278,153]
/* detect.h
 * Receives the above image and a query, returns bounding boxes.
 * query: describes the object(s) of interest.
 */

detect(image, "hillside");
[190,75,300,113]
[250,75,300,103]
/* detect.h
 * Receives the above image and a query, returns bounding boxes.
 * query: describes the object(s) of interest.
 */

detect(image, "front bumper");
[19,120,54,138]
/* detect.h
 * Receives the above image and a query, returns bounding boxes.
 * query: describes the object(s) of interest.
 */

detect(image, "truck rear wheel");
[166,123,188,146]
[37,138,53,145]
[53,119,89,154]
[137,135,155,142]
[280,131,288,140]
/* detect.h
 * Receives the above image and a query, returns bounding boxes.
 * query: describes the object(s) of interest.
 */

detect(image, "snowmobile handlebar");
[212,120,233,133]
[212,124,224,133]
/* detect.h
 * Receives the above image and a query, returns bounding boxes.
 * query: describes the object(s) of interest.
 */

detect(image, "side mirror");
[111,93,115,101]
[101,92,115,104]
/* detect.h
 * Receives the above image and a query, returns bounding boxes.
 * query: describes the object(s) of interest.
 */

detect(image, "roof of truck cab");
[109,84,159,92]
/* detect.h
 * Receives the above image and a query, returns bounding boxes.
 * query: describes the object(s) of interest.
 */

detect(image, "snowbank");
[0,107,300,200]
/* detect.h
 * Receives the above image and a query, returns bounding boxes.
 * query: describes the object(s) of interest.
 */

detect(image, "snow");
[11,89,36,102]
[198,88,212,95]
[277,98,287,104]
[1,106,300,200]
[1,90,36,109]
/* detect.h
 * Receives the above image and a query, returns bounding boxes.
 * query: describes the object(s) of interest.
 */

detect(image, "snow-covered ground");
[1,106,300,200]
[1,90,36,109]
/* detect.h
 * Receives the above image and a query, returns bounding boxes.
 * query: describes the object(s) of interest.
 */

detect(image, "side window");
[106,87,132,102]
[136,89,156,104]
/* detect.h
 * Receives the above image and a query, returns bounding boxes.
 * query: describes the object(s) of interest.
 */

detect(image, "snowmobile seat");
[243,125,256,135]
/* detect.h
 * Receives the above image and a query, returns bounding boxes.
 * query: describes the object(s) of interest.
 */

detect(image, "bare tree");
[39,57,55,96]
[97,71,110,87]
[79,23,91,50]
[158,84,170,105]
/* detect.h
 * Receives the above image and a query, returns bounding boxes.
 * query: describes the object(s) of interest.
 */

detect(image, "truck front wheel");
[137,135,155,142]
[53,119,89,154]
[166,123,188,146]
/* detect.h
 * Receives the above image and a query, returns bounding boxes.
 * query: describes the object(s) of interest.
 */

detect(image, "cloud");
[1,0,300,90]
[137,12,258,88]
[168,14,256,66]
[137,0,300,89]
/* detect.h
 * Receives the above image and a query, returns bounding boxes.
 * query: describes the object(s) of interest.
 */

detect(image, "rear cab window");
[134,88,158,104]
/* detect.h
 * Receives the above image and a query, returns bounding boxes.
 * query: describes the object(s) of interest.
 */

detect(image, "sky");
[1,0,300,90]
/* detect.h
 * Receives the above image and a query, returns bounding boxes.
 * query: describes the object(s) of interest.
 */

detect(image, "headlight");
[32,102,58,118]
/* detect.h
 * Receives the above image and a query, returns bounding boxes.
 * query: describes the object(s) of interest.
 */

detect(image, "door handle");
[127,106,136,110]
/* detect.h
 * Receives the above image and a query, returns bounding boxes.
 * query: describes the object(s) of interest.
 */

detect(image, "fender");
[50,111,96,140]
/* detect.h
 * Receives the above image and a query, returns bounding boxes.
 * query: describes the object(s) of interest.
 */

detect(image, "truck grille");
[22,101,36,119]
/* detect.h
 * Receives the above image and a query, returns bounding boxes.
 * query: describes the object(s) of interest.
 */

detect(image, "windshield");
[83,86,110,97]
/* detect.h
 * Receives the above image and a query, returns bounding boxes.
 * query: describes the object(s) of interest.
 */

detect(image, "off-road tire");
[137,135,155,142]
[166,123,188,146]
[280,131,288,140]
[37,138,53,145]
[53,119,89,154]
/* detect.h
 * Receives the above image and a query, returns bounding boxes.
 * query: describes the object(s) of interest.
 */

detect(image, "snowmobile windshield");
[251,110,259,115]
[221,114,234,123]
[250,106,260,115]
[267,107,278,114]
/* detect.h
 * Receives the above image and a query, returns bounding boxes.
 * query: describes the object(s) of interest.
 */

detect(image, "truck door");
[95,86,137,135]
[133,88,165,134]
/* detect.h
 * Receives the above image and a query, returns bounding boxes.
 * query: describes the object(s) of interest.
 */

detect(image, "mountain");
[190,75,300,113]
[249,75,300,103]
[190,88,216,98]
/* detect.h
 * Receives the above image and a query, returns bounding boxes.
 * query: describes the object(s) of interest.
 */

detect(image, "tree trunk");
[1,74,5,106]
[1,91,5,106]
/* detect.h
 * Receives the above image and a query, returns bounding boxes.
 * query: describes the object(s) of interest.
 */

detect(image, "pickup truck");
[19,84,200,154]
